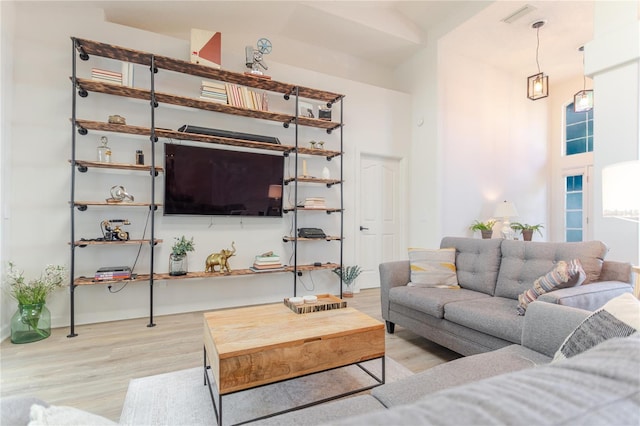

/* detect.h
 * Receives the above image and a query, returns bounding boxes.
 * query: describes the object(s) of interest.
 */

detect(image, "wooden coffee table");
[203,302,385,425]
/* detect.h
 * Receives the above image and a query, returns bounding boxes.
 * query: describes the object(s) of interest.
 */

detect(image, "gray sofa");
[380,237,633,356]
[254,300,638,425]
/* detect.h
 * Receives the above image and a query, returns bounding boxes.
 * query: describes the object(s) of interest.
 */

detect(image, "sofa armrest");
[537,281,632,311]
[521,301,590,358]
[379,260,410,321]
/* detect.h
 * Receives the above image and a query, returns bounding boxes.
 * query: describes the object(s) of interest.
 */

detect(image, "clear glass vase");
[11,303,51,344]
[169,253,188,276]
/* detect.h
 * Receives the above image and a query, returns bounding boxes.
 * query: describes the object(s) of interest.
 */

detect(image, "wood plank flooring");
[0,288,460,422]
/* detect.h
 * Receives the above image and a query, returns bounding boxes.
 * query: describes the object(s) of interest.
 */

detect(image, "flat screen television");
[164,144,284,217]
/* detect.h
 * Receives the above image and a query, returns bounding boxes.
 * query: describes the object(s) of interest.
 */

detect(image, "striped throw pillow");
[517,259,586,315]
[408,247,459,289]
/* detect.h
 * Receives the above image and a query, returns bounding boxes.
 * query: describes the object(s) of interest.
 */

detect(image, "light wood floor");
[0,288,460,422]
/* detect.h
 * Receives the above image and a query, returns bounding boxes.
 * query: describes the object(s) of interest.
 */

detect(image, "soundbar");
[177,125,280,145]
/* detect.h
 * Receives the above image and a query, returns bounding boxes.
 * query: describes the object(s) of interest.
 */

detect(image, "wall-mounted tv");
[164,144,284,217]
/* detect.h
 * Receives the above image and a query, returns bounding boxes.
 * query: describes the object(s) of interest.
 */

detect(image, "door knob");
[359,226,369,231]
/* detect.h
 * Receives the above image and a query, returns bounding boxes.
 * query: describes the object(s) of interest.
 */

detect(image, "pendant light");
[574,46,594,112]
[527,20,549,100]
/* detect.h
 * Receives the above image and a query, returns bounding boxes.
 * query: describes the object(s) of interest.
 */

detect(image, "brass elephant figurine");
[205,242,236,273]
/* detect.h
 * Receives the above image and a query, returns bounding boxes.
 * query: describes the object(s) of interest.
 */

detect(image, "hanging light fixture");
[527,20,549,100]
[574,46,594,112]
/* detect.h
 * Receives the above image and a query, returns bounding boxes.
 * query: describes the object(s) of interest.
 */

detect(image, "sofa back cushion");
[440,237,503,295]
[495,240,607,300]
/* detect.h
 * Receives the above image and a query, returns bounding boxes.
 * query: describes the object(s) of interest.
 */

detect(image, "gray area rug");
[120,357,412,426]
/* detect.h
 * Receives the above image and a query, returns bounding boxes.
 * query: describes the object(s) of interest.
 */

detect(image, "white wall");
[587,1,639,265]
[438,50,548,240]
[0,3,411,337]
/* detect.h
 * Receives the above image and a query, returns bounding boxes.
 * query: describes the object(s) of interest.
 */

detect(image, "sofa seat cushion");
[444,297,524,343]
[372,344,549,408]
[388,286,490,319]
[440,237,502,295]
[495,240,607,300]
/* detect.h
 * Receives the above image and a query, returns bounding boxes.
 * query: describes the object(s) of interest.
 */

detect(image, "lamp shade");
[574,90,593,112]
[494,200,519,218]
[527,73,549,100]
[268,184,282,199]
[602,160,640,222]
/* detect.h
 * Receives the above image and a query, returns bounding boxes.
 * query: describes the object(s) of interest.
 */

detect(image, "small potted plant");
[470,220,497,239]
[332,265,362,298]
[510,223,544,241]
[170,236,195,276]
[6,262,67,343]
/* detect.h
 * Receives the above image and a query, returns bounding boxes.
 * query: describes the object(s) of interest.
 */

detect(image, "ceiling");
[95,0,598,83]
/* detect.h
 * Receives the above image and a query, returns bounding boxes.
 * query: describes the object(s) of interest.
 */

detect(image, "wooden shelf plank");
[73,239,162,247]
[283,236,342,242]
[284,177,343,185]
[70,159,163,173]
[74,38,344,103]
[283,207,343,213]
[72,201,161,207]
[73,263,339,285]
[73,119,342,157]
[74,78,342,131]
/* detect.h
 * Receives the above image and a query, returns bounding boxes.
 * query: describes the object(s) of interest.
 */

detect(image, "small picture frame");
[298,101,314,118]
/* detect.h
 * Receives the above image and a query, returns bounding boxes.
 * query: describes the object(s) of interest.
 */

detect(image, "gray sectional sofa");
[380,237,633,356]
[254,300,638,425]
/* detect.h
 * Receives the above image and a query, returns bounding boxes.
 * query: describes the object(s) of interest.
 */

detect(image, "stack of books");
[225,83,268,111]
[200,80,228,104]
[251,253,283,272]
[303,197,326,209]
[91,68,122,85]
[94,266,131,281]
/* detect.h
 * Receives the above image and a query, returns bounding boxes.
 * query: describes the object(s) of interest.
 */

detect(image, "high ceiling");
[96,0,601,83]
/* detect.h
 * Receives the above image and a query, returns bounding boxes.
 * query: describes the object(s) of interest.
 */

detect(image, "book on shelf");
[303,197,326,209]
[223,82,268,111]
[250,266,285,273]
[255,254,281,262]
[91,68,123,85]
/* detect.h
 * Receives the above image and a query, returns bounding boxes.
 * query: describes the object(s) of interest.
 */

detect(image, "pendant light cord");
[536,26,541,74]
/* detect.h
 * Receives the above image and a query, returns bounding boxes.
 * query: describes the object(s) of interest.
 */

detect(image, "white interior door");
[357,154,401,290]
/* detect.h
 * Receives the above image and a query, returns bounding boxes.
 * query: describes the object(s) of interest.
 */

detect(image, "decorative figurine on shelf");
[245,38,272,77]
[97,136,111,163]
[205,242,236,274]
[106,185,134,203]
[108,114,126,125]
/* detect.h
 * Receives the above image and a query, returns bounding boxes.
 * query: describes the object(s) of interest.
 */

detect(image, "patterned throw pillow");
[516,259,586,315]
[408,247,459,289]
[553,292,639,361]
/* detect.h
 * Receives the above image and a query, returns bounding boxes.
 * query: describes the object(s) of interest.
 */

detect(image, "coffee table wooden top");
[204,303,382,357]
[203,302,385,393]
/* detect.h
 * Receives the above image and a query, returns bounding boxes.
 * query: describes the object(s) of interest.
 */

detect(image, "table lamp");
[494,201,519,239]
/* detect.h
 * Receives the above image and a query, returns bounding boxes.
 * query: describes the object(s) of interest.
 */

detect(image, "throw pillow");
[408,247,459,289]
[553,292,640,362]
[516,259,586,315]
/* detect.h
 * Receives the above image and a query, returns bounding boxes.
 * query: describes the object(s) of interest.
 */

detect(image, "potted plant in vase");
[6,262,67,344]
[510,223,544,241]
[333,265,362,298]
[470,220,497,239]
[170,236,195,276]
